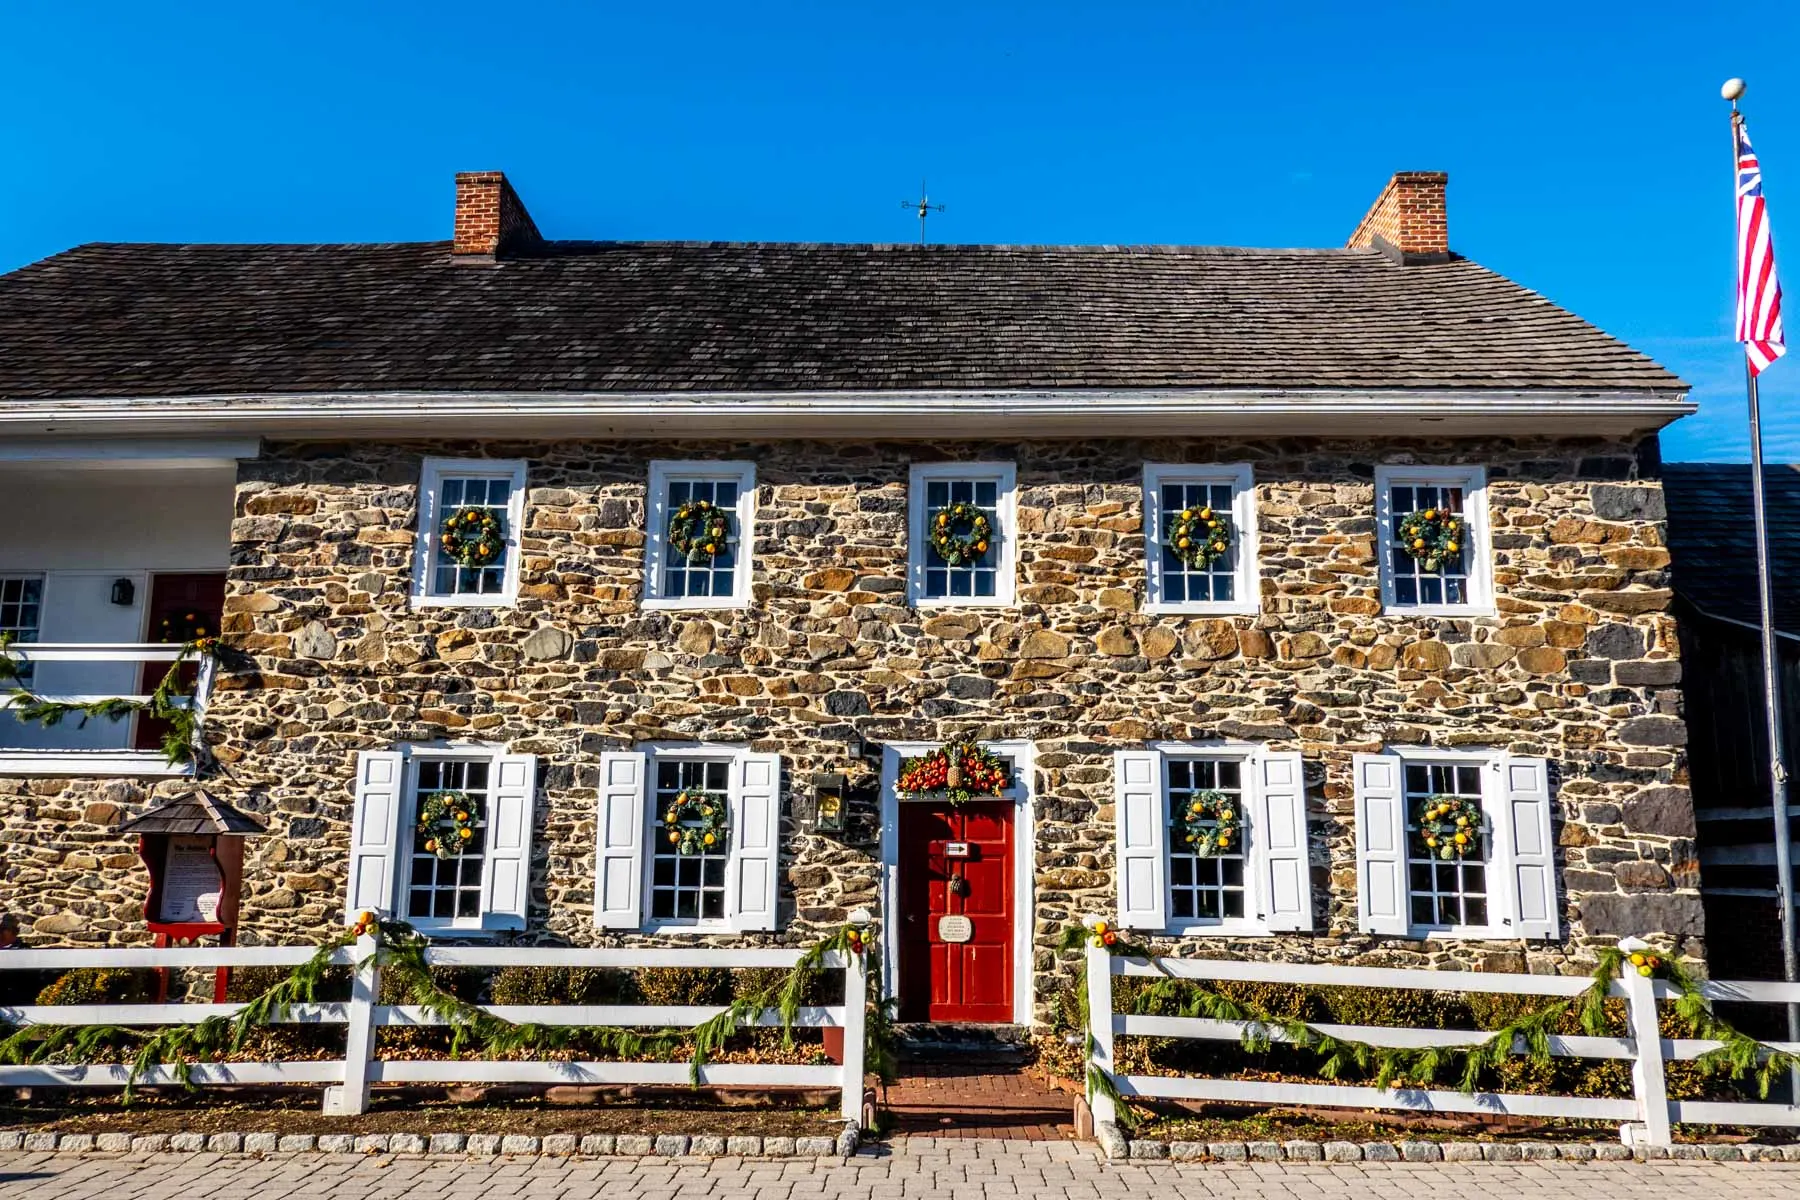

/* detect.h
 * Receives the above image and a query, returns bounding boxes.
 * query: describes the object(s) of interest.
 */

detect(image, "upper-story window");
[1142,464,1257,615]
[643,461,756,610]
[1113,744,1313,936]
[907,462,1017,607]
[1352,748,1556,941]
[344,745,538,935]
[0,574,44,684]
[1374,464,1491,614]
[412,458,527,607]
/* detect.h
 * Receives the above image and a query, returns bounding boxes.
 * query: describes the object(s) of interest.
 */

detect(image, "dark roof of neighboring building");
[1664,462,1800,635]
[115,791,268,837]
[0,240,1686,400]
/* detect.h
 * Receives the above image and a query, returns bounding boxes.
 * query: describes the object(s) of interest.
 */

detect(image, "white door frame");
[878,739,1037,1025]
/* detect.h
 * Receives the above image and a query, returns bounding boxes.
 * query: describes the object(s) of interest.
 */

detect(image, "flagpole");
[1727,82,1800,1072]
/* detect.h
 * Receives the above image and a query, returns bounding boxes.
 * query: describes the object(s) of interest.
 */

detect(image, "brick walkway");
[882,1064,1078,1139]
[6,1140,1800,1199]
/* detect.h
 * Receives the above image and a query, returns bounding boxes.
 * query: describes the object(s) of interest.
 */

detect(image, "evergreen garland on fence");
[0,634,219,767]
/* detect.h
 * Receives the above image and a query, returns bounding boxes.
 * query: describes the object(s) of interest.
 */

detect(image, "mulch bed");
[1131,1103,1799,1146]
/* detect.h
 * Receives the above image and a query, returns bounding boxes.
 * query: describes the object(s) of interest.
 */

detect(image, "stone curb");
[1098,1127,1800,1164]
[0,1122,860,1160]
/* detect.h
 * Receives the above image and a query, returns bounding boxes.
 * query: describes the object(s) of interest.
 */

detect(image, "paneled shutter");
[1255,751,1313,932]
[481,753,538,931]
[1353,753,1410,936]
[345,750,404,924]
[1114,750,1166,930]
[594,751,647,930]
[1500,756,1559,940]
[732,753,784,932]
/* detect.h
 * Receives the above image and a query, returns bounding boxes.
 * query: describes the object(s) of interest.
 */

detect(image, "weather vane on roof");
[901,181,945,244]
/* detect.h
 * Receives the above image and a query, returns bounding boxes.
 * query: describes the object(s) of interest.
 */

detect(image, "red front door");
[134,572,227,752]
[897,800,1014,1023]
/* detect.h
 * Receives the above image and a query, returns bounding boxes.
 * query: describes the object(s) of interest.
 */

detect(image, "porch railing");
[0,642,214,767]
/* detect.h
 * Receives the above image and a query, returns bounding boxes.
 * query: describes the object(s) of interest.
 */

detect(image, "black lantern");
[110,578,135,606]
[808,772,849,835]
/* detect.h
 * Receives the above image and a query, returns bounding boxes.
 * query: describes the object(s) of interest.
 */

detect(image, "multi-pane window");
[649,757,731,923]
[1166,757,1247,922]
[908,464,1015,606]
[1387,481,1468,607]
[1376,465,1488,613]
[662,477,741,601]
[406,758,490,926]
[433,476,514,597]
[924,477,998,600]
[1404,761,1488,930]
[1159,481,1235,605]
[413,458,525,606]
[0,575,43,685]
[644,462,755,609]
[1143,464,1256,614]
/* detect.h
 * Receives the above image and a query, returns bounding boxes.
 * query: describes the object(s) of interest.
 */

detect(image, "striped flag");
[1736,117,1786,375]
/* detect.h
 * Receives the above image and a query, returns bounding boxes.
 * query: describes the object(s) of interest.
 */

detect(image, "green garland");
[662,788,730,856]
[0,634,218,767]
[1165,505,1232,570]
[440,506,506,568]
[927,501,993,567]
[1415,793,1485,860]
[417,791,480,860]
[668,499,732,563]
[1170,789,1240,858]
[1395,507,1464,572]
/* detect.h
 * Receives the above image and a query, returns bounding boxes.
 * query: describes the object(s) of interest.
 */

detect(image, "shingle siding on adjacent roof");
[0,240,1684,401]
[1664,462,1800,635]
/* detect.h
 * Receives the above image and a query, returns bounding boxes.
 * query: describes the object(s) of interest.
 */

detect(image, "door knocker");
[948,871,970,897]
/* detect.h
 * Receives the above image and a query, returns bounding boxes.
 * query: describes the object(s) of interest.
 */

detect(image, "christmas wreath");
[157,611,211,642]
[440,507,506,569]
[417,790,480,860]
[663,788,730,855]
[1170,789,1241,858]
[895,741,1012,804]
[927,501,993,567]
[1166,505,1233,570]
[1395,507,1463,572]
[668,499,733,563]
[1415,793,1485,860]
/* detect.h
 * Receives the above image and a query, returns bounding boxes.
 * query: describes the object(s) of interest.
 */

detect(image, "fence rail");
[1085,941,1800,1146]
[0,938,866,1121]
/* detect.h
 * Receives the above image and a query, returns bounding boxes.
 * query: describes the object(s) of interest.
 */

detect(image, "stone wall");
[1,435,1699,1015]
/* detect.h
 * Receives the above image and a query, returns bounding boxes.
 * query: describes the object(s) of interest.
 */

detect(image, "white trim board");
[877,739,1037,1026]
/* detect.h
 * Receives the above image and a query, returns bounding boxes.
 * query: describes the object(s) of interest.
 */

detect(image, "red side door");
[134,572,227,752]
[897,800,1014,1023]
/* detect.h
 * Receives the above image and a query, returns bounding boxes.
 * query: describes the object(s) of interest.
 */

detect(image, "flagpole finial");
[1723,78,1747,104]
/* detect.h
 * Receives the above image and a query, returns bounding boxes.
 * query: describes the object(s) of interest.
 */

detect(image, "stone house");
[0,169,1700,1025]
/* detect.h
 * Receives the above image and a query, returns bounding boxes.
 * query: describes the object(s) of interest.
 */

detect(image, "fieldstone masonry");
[0,435,1700,1011]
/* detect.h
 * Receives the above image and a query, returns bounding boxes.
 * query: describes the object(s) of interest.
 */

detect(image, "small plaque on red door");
[937,914,973,943]
[944,842,970,858]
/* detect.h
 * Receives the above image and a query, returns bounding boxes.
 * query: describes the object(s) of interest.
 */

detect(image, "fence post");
[840,946,868,1125]
[1085,944,1118,1127]
[323,932,379,1115]
[1619,945,1672,1147]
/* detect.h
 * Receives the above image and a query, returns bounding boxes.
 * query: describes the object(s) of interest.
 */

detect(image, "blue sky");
[3,2,1795,462]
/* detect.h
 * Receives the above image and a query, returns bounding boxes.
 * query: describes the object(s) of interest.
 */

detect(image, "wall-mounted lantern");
[110,578,135,607]
[809,772,850,834]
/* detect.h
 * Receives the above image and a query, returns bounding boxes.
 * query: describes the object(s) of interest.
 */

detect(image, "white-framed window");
[643,461,756,610]
[0,574,45,685]
[1374,464,1492,614]
[1113,744,1312,936]
[593,744,782,933]
[411,458,527,607]
[1353,748,1557,941]
[344,745,538,934]
[1142,464,1257,614]
[907,462,1017,607]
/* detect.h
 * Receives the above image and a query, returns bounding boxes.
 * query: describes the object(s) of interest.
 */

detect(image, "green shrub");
[634,967,731,1007]
[35,968,158,1006]
[490,966,632,1007]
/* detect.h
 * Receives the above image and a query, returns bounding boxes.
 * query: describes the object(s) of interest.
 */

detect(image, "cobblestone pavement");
[6,1140,1800,1199]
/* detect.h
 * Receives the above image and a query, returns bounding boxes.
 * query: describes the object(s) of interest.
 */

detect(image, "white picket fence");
[1085,942,1800,1146]
[0,939,866,1121]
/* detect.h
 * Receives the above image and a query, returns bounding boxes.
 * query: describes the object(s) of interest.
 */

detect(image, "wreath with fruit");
[1395,507,1463,572]
[662,788,730,855]
[440,507,506,568]
[1170,789,1242,858]
[1165,505,1233,570]
[1415,793,1486,860]
[927,501,993,567]
[157,611,212,642]
[895,741,1012,805]
[416,790,480,860]
[668,499,733,563]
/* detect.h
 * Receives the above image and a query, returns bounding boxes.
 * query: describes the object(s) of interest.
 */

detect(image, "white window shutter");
[594,751,648,930]
[1255,751,1313,932]
[481,753,537,931]
[1114,750,1166,930]
[1353,752,1410,936]
[345,750,404,924]
[1500,756,1559,940]
[732,753,784,931]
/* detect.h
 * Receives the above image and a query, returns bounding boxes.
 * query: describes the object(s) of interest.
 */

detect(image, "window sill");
[409,593,518,610]
[1144,601,1259,617]
[1166,921,1277,938]
[1409,927,1513,941]
[1382,604,1497,619]
[0,750,191,778]
[640,921,739,936]
[642,596,750,612]
[910,596,1014,610]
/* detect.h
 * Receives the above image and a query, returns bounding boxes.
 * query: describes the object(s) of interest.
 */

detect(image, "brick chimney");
[1346,171,1449,263]
[452,171,542,260]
